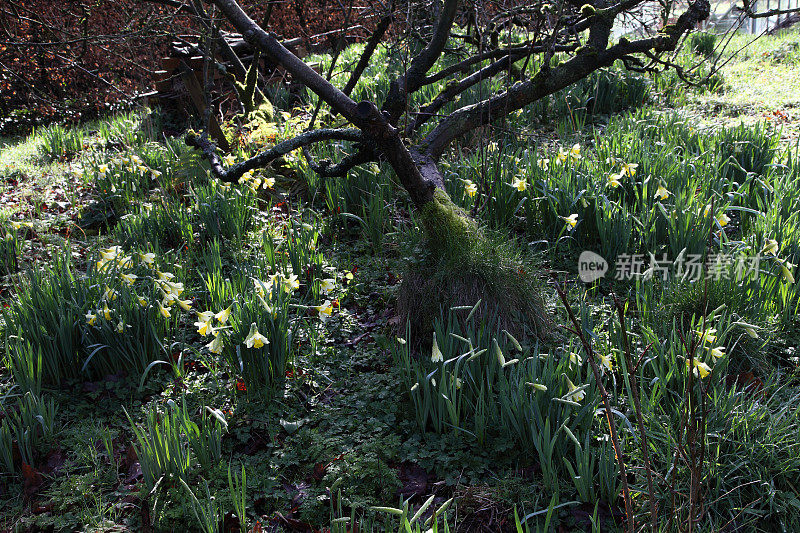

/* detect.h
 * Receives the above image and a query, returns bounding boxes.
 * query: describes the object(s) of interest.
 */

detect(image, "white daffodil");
[431,332,443,363]
[463,179,478,197]
[313,300,334,321]
[654,184,671,201]
[206,332,225,354]
[244,323,269,349]
[509,177,527,192]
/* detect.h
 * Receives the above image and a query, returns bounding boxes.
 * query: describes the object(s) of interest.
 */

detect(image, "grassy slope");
[0,29,799,533]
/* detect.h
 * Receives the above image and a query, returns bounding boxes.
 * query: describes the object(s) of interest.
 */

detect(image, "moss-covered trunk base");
[397,189,552,343]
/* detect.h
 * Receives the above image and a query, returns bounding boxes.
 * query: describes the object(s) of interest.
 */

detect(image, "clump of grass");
[115,199,194,251]
[36,123,85,161]
[0,392,58,474]
[126,399,227,492]
[398,190,550,341]
[0,216,23,275]
[690,31,718,57]
[193,182,256,247]
[4,247,186,382]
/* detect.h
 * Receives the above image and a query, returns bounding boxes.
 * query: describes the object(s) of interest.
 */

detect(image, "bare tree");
[187,0,713,209]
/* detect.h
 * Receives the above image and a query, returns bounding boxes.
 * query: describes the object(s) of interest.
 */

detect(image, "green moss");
[401,190,551,342]
[419,189,479,258]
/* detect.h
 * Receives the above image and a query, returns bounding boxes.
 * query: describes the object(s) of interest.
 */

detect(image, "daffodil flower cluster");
[238,168,276,192]
[86,246,188,334]
[606,160,638,189]
[194,305,233,354]
[91,153,162,193]
[686,326,728,379]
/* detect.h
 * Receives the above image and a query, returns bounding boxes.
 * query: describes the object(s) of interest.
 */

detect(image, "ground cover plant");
[2,1,800,531]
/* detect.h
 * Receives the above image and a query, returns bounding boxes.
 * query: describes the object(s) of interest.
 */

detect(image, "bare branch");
[424,0,711,158]
[343,13,393,97]
[737,0,800,18]
[302,145,376,177]
[186,128,363,182]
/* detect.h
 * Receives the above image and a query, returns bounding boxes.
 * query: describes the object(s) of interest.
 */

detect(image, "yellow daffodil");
[98,164,109,175]
[568,351,582,368]
[223,154,235,166]
[556,147,569,164]
[686,358,712,378]
[717,213,731,227]
[157,271,174,281]
[97,246,122,269]
[253,278,269,298]
[244,323,269,349]
[162,281,184,297]
[761,239,779,255]
[463,179,478,197]
[313,300,334,321]
[116,321,125,334]
[431,332,443,363]
[239,169,255,183]
[562,214,578,231]
[607,172,622,188]
[260,176,274,189]
[537,158,549,171]
[282,274,300,293]
[654,184,671,201]
[708,346,726,360]
[118,255,133,269]
[86,311,97,326]
[101,303,112,320]
[150,170,162,180]
[621,162,638,177]
[139,252,155,266]
[320,278,335,295]
[696,328,717,345]
[103,286,118,301]
[120,272,137,286]
[177,298,193,311]
[598,353,614,372]
[158,302,171,318]
[509,177,527,192]
[206,332,225,354]
[215,305,232,324]
[136,295,148,308]
[194,316,214,336]
[569,143,581,162]
[703,204,712,217]
[566,377,585,402]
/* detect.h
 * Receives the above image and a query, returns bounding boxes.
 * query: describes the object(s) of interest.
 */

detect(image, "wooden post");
[178,61,230,151]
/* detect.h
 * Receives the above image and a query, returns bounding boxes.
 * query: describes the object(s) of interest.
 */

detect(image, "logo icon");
[578,251,608,282]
